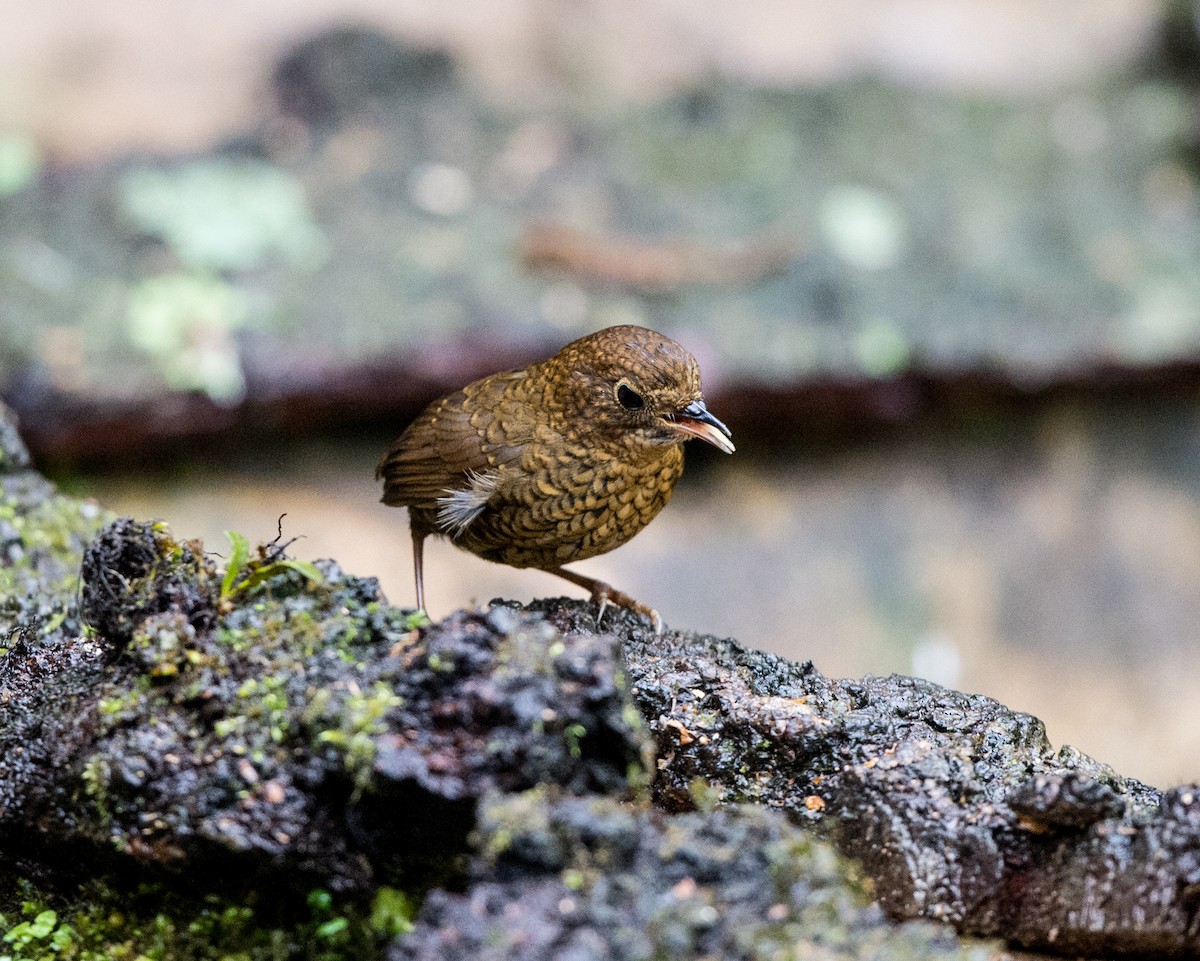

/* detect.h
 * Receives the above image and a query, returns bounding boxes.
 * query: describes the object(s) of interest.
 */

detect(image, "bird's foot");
[546,566,664,635]
[590,582,663,636]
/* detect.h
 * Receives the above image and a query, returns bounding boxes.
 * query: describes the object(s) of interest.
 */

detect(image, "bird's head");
[550,325,735,455]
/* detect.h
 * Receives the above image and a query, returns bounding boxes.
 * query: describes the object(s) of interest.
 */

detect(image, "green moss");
[0,876,416,961]
[367,888,415,939]
[0,487,109,638]
[57,521,421,859]
[312,682,404,797]
[476,786,550,863]
[563,722,587,759]
[79,757,112,825]
[492,620,562,677]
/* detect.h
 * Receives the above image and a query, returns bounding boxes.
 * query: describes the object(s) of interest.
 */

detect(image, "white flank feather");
[436,470,500,537]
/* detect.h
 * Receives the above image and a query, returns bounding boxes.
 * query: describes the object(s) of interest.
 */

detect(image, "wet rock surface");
[2,512,650,897]
[392,789,997,961]
[1,404,1198,958]
[0,408,111,891]
[533,602,1200,957]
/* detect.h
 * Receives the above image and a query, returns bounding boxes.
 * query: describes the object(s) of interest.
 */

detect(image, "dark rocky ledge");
[535,602,1200,957]
[1,404,1197,959]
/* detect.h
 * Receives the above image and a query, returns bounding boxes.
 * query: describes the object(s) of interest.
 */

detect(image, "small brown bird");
[376,324,734,630]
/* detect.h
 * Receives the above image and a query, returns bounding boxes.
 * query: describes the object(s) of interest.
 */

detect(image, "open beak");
[667,400,735,454]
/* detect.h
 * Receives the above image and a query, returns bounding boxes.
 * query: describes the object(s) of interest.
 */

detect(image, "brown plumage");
[376,324,734,631]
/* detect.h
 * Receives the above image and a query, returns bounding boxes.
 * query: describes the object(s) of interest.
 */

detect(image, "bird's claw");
[590,583,663,636]
[645,607,664,636]
[594,595,611,629]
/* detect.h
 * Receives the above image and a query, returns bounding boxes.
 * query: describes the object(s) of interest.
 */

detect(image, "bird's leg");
[547,566,663,635]
[411,526,427,613]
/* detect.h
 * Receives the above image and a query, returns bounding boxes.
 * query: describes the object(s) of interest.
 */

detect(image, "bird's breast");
[452,439,685,570]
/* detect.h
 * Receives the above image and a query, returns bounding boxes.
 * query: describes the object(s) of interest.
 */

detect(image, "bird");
[376,324,734,632]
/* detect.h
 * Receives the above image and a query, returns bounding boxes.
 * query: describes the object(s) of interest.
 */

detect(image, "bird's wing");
[376,369,534,512]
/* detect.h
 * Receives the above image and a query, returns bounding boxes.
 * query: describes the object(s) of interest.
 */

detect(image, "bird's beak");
[667,400,735,454]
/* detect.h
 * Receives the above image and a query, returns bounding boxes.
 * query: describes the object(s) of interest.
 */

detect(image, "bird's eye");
[616,382,645,411]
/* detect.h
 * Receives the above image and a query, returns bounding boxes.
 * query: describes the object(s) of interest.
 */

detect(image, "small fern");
[220,529,324,600]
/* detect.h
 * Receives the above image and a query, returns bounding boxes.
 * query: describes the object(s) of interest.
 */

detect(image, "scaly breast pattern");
[454,429,686,571]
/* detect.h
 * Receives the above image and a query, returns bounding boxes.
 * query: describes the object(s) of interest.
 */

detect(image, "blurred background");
[2,0,1200,788]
